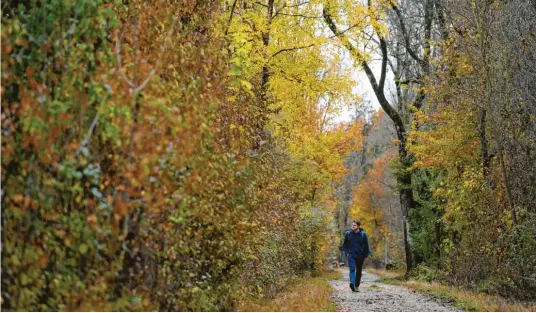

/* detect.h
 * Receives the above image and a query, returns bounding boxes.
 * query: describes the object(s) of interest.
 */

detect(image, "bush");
[409,264,442,282]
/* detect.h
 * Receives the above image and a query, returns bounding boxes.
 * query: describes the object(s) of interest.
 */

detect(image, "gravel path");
[328,268,462,312]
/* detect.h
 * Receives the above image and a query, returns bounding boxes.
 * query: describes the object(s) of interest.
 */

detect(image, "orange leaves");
[113,197,128,217]
[25,67,38,90]
[8,194,37,212]
[87,214,98,227]
[330,121,364,154]
[66,141,80,151]
[12,193,24,204]
[160,223,173,232]
[352,154,394,217]
[23,195,31,209]
[37,255,50,268]
[2,36,13,56]
[25,66,35,77]
[21,134,38,150]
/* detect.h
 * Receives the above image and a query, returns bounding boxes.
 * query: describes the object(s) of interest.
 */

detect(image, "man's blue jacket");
[342,228,371,260]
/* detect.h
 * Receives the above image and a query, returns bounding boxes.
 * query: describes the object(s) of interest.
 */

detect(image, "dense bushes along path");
[328,269,461,312]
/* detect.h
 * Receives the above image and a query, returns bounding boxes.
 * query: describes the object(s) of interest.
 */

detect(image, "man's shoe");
[349,283,356,291]
[355,286,360,292]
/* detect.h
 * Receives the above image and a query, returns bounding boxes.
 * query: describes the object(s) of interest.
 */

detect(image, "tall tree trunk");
[260,0,274,106]
[479,108,491,177]
[398,143,417,273]
[402,215,414,273]
[252,0,274,149]
[323,6,417,275]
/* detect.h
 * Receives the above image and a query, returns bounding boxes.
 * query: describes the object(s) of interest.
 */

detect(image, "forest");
[2,0,535,311]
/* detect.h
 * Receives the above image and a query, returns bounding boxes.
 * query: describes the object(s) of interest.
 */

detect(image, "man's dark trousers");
[348,255,365,287]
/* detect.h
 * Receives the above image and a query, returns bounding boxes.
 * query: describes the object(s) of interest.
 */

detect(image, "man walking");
[342,220,371,292]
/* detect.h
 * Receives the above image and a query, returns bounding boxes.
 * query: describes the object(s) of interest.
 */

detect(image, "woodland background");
[2,0,535,310]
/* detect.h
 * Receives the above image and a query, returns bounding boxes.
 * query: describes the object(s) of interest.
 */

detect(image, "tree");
[407,0,536,296]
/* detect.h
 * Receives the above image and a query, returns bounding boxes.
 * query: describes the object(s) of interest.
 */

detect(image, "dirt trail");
[328,268,462,312]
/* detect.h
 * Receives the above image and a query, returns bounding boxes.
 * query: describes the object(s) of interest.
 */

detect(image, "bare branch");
[115,34,135,88]
[327,23,363,39]
[390,1,427,68]
[275,12,323,18]
[225,0,239,35]
[269,42,316,60]
[131,69,156,95]
[285,1,309,7]
[81,113,100,147]
[399,78,422,85]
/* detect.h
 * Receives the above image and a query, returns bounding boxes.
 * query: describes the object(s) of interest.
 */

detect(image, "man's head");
[351,219,361,231]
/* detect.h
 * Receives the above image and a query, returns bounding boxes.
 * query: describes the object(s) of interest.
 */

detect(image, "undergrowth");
[238,270,340,312]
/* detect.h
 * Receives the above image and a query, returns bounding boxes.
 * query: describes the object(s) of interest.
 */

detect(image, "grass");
[322,269,343,281]
[368,269,536,312]
[366,268,405,282]
[238,270,341,312]
[403,281,536,312]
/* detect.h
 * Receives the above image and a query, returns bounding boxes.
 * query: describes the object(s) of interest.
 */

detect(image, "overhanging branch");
[322,5,406,138]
